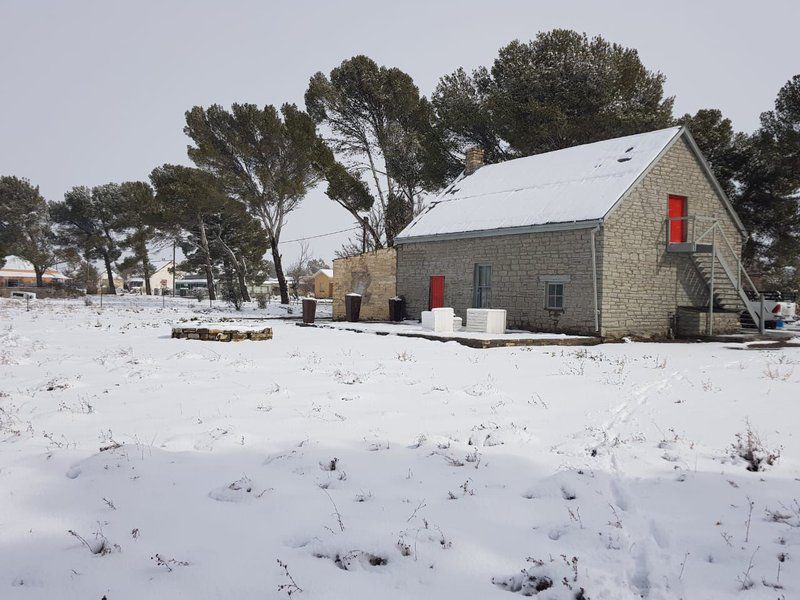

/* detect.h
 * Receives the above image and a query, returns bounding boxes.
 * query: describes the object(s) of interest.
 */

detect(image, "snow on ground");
[1,296,799,599]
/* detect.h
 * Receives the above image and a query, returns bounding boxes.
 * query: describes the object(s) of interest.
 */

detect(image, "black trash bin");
[345,293,362,322]
[302,297,317,324]
[388,296,405,322]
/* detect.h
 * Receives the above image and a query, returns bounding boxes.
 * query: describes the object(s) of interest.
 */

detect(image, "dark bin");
[388,297,405,322]
[345,293,362,322]
[302,297,317,324]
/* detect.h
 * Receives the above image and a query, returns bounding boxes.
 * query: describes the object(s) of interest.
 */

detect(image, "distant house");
[0,256,69,288]
[311,269,334,299]
[249,278,281,298]
[127,261,183,295]
[97,270,125,294]
[395,127,759,338]
[175,274,216,296]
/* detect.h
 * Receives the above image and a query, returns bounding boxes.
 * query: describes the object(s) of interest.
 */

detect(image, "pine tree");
[433,30,673,164]
[735,76,800,287]
[0,176,56,286]
[149,164,226,301]
[676,109,748,197]
[305,56,447,247]
[118,181,161,295]
[51,184,122,293]
[184,103,321,304]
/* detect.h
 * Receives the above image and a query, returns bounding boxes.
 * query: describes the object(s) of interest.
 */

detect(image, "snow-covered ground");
[1,296,799,599]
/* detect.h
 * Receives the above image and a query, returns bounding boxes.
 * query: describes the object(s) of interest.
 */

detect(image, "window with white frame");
[545,282,564,310]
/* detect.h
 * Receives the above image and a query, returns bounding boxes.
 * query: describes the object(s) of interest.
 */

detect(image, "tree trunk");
[236,267,250,302]
[103,252,117,294]
[196,214,216,300]
[141,235,152,295]
[270,236,289,304]
[34,265,45,287]
[214,236,251,303]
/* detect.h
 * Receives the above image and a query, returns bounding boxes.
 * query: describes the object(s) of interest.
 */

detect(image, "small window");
[473,264,492,308]
[545,282,564,310]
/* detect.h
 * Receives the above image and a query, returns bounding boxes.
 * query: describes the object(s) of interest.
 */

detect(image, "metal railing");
[665,216,764,333]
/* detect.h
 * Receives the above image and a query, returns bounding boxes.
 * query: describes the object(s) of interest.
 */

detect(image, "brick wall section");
[332,248,397,321]
[396,227,600,335]
[600,136,744,337]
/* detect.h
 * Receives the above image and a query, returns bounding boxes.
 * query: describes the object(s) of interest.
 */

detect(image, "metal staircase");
[666,216,764,334]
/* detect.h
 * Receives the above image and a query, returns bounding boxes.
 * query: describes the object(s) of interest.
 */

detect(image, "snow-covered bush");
[730,421,781,472]
[492,556,587,598]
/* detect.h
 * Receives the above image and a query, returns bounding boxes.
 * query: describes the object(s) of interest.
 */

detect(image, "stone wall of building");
[332,248,397,321]
[600,136,745,337]
[396,227,600,335]
[675,307,741,337]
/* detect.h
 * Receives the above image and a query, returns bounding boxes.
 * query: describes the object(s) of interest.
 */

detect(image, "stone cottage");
[394,126,761,338]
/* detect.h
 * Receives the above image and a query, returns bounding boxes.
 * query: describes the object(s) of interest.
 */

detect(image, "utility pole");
[172,240,176,298]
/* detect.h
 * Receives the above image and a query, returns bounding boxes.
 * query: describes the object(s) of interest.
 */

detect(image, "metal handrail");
[666,215,764,332]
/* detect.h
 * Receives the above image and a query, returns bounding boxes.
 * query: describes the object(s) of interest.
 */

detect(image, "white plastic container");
[421,308,455,333]
[466,308,507,334]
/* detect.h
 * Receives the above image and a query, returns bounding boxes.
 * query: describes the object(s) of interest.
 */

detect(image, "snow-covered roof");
[396,127,688,241]
[0,256,69,279]
[315,269,334,278]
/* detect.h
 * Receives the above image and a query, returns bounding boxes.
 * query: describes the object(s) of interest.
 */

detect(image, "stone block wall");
[332,248,397,321]
[675,307,741,337]
[396,227,600,335]
[600,136,745,337]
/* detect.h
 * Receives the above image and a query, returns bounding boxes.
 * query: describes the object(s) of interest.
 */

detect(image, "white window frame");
[545,281,565,311]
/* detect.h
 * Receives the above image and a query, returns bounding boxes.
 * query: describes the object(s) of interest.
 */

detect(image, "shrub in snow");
[765,499,800,528]
[729,422,781,472]
[254,292,268,309]
[208,476,267,502]
[492,556,586,598]
[68,529,120,556]
[151,553,189,572]
[313,550,388,571]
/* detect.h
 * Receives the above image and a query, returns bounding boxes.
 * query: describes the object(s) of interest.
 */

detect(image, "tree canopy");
[184,102,323,303]
[0,176,56,286]
[433,30,674,165]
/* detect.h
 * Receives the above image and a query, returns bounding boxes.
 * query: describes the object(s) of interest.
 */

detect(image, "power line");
[281,226,360,244]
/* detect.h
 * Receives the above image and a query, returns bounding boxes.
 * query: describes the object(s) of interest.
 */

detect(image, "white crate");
[421,308,455,333]
[466,309,507,334]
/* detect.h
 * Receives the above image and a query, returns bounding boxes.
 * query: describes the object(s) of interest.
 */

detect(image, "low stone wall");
[675,306,741,337]
[172,326,273,342]
[333,248,397,321]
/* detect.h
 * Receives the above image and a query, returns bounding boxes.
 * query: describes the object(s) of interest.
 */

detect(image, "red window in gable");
[668,195,687,243]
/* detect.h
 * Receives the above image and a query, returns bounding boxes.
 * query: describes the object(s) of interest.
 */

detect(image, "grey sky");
[2,0,798,264]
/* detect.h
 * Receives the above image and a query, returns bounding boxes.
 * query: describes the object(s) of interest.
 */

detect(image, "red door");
[429,276,445,309]
[668,195,687,243]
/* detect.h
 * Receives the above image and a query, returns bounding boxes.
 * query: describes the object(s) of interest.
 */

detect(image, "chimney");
[464,146,484,175]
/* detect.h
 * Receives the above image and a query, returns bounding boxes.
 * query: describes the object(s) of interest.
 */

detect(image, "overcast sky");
[2,0,798,264]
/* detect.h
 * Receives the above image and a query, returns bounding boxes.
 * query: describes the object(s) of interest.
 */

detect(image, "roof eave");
[394,219,602,245]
